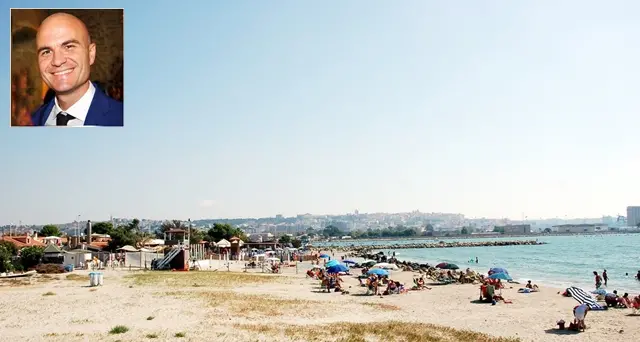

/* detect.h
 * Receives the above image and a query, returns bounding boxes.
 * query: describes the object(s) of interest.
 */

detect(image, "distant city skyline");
[1,1,638,225]
[0,209,631,227]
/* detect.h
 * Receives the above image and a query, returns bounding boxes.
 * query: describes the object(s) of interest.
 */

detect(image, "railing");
[155,246,181,270]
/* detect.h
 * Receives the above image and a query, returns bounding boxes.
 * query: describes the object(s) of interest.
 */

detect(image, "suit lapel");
[84,83,109,126]
[37,100,55,126]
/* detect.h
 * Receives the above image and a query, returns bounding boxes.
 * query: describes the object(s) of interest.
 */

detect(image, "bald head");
[37,12,91,45]
[36,12,96,106]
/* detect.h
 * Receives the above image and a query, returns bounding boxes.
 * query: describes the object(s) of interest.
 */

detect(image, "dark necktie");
[56,112,76,126]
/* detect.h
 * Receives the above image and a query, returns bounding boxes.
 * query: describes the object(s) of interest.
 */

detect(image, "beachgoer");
[603,269,608,286]
[573,304,589,330]
[593,271,602,288]
[618,293,632,308]
[636,270,640,280]
[525,280,533,289]
[475,257,478,263]
[605,290,618,307]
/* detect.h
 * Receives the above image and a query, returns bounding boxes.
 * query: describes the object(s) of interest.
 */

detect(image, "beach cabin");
[229,236,245,259]
[64,249,92,268]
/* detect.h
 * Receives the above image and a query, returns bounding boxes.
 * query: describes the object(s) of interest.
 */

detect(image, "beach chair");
[480,285,495,302]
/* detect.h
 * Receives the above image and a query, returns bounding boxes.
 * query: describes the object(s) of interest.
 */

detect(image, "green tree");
[278,235,292,244]
[0,245,14,272]
[189,228,205,244]
[460,227,469,235]
[425,224,435,232]
[84,221,113,235]
[40,224,61,237]
[19,246,44,269]
[493,227,505,234]
[291,238,302,249]
[0,241,18,256]
[206,223,247,242]
[322,225,344,237]
[543,228,552,233]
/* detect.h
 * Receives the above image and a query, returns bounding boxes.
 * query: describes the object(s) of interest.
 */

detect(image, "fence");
[124,251,164,269]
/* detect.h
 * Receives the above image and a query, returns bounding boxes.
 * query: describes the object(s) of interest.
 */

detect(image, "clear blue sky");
[2,0,639,225]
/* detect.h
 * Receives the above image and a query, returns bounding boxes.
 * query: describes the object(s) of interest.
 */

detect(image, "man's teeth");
[54,69,72,75]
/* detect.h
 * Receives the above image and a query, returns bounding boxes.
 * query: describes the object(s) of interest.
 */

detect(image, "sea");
[314,234,640,293]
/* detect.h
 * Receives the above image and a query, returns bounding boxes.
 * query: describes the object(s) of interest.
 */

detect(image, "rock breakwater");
[325,240,545,253]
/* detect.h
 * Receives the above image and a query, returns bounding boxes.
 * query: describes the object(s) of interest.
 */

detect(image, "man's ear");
[89,43,96,65]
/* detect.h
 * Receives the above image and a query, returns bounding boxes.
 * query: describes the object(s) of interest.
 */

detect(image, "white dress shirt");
[45,82,96,126]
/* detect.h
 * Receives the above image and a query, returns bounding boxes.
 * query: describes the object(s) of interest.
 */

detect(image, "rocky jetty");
[328,239,545,253]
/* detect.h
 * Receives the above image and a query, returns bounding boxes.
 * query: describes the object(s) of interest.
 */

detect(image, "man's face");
[36,15,95,95]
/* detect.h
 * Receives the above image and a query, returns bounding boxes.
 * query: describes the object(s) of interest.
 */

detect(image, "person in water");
[603,269,608,286]
[593,271,602,288]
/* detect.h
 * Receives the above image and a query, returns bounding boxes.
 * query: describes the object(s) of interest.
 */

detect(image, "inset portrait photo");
[11,8,124,127]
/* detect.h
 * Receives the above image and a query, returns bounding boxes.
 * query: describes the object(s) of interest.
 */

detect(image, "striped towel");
[567,286,606,310]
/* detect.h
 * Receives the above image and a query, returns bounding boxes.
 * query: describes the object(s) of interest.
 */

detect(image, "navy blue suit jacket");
[31,83,124,126]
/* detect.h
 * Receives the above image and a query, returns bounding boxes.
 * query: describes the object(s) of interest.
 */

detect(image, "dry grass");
[361,302,401,311]
[236,321,521,342]
[65,274,88,281]
[127,271,285,288]
[158,290,322,317]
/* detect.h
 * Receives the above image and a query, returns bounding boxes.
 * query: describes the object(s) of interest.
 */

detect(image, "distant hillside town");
[2,208,639,240]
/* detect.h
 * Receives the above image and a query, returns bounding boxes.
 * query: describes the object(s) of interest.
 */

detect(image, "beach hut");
[229,236,245,259]
[64,249,92,268]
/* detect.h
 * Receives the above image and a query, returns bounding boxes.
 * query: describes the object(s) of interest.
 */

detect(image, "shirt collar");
[53,82,96,122]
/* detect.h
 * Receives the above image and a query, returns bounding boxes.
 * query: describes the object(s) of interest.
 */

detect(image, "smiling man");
[31,12,123,127]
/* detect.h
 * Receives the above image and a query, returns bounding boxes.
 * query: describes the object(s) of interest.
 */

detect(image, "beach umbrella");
[372,263,399,270]
[489,268,508,275]
[343,260,357,264]
[325,260,340,267]
[488,272,512,281]
[326,264,349,274]
[319,254,330,259]
[436,263,459,270]
[367,268,389,276]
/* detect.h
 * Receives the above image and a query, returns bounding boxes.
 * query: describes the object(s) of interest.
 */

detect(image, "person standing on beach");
[593,271,602,289]
[475,257,478,263]
[603,270,608,286]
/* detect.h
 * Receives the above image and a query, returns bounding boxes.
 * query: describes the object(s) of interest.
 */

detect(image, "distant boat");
[0,270,36,279]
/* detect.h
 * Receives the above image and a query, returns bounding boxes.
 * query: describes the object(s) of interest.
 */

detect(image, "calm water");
[316,234,640,292]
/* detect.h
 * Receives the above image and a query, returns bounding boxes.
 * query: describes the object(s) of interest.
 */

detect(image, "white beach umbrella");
[372,263,399,270]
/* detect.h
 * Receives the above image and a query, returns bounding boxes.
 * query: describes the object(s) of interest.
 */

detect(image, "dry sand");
[0,259,638,342]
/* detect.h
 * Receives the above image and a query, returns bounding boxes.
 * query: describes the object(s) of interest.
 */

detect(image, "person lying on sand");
[605,290,619,307]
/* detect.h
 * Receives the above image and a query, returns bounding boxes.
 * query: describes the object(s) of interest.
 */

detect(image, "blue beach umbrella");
[325,260,340,267]
[489,268,509,275]
[343,260,357,264]
[319,254,330,259]
[367,268,389,276]
[488,272,512,281]
[326,264,349,274]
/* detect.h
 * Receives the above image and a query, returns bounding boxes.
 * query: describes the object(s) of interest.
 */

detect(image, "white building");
[627,206,640,227]
[551,224,606,233]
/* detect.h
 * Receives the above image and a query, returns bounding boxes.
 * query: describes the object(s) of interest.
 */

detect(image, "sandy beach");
[0,257,638,342]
